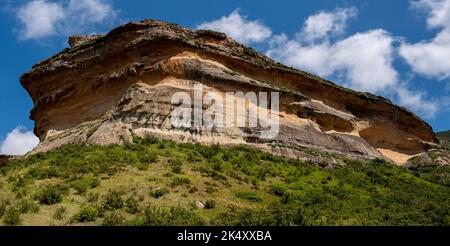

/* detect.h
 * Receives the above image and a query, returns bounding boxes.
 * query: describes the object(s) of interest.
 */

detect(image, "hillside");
[437,131,450,143]
[436,130,450,154]
[0,137,449,226]
[4,19,449,227]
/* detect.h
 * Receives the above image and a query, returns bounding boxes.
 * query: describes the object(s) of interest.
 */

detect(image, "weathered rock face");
[20,20,439,164]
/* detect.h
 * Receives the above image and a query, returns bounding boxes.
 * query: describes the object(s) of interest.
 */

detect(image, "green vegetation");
[72,206,99,223]
[102,211,125,226]
[70,175,100,194]
[0,200,8,217]
[53,206,66,220]
[0,136,449,225]
[150,188,170,199]
[17,199,39,213]
[125,197,140,214]
[408,162,450,187]
[36,186,66,205]
[437,130,450,142]
[406,132,450,187]
[139,205,205,226]
[169,159,183,174]
[102,190,124,210]
[437,130,450,151]
[204,200,216,209]
[170,176,191,187]
[235,191,263,202]
[3,206,21,225]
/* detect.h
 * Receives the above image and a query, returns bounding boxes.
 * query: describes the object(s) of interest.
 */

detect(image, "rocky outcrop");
[68,35,103,48]
[20,20,439,164]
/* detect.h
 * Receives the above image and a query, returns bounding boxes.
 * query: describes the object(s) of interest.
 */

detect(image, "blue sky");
[0,0,449,155]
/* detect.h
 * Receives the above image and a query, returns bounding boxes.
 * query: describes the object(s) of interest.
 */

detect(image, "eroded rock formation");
[20,20,440,164]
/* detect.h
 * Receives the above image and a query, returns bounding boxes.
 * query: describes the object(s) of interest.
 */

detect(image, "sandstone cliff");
[20,20,440,165]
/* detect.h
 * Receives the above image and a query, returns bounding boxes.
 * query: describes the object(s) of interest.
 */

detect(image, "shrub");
[222,151,233,161]
[235,191,263,202]
[150,188,169,199]
[188,187,198,193]
[72,206,98,223]
[102,190,124,210]
[197,144,221,159]
[15,190,27,200]
[71,175,100,194]
[187,151,202,162]
[11,177,28,192]
[86,192,99,203]
[157,142,166,149]
[142,205,205,226]
[140,136,160,145]
[250,177,259,186]
[53,206,66,220]
[268,183,288,197]
[125,197,140,214]
[163,172,174,178]
[171,176,191,187]
[141,206,166,226]
[205,186,218,194]
[18,199,40,213]
[213,202,305,226]
[167,206,205,226]
[102,211,124,226]
[0,200,9,218]
[210,157,223,172]
[281,192,294,204]
[139,152,158,164]
[3,206,21,226]
[214,207,264,226]
[28,166,59,179]
[37,186,64,205]
[204,200,216,209]
[170,159,183,174]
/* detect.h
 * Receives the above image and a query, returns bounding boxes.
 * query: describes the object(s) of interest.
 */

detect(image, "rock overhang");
[19,19,439,164]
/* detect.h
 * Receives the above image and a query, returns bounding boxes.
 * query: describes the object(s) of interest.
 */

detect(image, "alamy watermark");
[170,84,280,139]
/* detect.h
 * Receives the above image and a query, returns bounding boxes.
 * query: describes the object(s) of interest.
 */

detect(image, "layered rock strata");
[20,20,440,164]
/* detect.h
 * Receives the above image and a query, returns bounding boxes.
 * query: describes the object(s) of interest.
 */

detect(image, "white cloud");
[0,126,39,156]
[68,0,114,23]
[267,7,438,118]
[17,0,65,40]
[268,35,334,77]
[396,86,438,118]
[268,29,397,93]
[300,7,357,42]
[64,0,117,33]
[16,0,118,40]
[413,0,450,29]
[196,9,272,44]
[331,30,398,92]
[399,30,450,79]
[399,0,450,79]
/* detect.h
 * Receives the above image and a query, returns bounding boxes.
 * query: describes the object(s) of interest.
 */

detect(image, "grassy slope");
[437,131,450,151]
[437,131,450,142]
[0,136,449,226]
